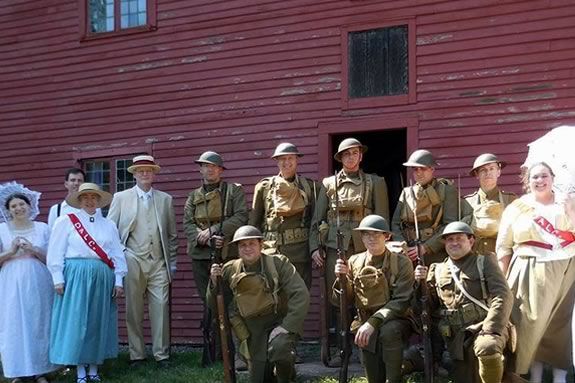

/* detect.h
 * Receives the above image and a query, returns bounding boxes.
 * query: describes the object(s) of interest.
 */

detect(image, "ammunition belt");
[327,208,364,224]
[440,302,487,328]
[264,227,309,245]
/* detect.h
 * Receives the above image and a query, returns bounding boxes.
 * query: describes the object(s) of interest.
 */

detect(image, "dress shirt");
[135,185,154,208]
[47,200,82,230]
[47,209,127,286]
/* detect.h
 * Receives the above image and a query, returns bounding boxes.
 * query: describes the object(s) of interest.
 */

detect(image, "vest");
[126,196,163,259]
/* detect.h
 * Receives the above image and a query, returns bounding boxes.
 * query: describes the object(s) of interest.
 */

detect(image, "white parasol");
[523,125,575,196]
[0,181,41,223]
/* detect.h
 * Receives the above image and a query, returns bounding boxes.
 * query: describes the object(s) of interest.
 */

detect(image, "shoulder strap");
[57,203,62,217]
[448,258,489,312]
[389,252,399,288]
[262,254,280,312]
[222,181,231,219]
[476,255,488,300]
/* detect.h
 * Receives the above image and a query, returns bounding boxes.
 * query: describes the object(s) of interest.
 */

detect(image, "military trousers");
[361,318,412,383]
[125,252,170,361]
[249,332,298,383]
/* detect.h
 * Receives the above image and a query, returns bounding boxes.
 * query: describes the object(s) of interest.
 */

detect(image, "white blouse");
[47,210,127,286]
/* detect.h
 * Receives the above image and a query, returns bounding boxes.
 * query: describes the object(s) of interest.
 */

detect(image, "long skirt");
[0,257,57,378]
[49,258,118,365]
[507,255,575,373]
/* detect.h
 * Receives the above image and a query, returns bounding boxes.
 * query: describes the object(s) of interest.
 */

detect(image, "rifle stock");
[335,171,351,383]
[201,191,216,368]
[317,232,331,367]
[410,182,434,383]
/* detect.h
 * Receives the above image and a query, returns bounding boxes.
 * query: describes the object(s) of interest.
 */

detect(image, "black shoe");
[129,359,147,367]
[235,357,248,372]
[157,359,171,368]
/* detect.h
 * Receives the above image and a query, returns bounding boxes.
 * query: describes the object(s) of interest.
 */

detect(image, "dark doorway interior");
[331,128,407,216]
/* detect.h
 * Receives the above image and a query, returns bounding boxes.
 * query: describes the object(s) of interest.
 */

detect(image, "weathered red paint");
[1,0,575,344]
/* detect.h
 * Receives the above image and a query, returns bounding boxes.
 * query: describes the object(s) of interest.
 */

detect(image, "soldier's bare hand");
[414,265,428,281]
[335,258,348,275]
[268,325,289,343]
[311,249,324,268]
[210,263,222,284]
[406,246,419,262]
[212,235,224,249]
[197,229,211,245]
[354,322,375,348]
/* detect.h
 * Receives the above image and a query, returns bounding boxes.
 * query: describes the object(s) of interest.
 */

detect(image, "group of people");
[1,137,575,383]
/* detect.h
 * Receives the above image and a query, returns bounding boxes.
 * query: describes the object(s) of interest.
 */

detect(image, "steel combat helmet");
[403,149,437,168]
[334,138,368,162]
[195,151,226,169]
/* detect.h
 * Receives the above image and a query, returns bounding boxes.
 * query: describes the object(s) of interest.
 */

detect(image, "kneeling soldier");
[334,215,414,383]
[208,225,310,383]
[414,222,513,383]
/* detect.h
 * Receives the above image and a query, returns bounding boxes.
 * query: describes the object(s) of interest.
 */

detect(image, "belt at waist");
[327,209,364,223]
[264,227,309,246]
[522,240,554,250]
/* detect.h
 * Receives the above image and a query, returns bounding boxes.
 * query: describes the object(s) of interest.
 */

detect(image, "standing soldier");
[392,149,459,265]
[183,151,248,364]
[333,215,414,383]
[208,225,310,383]
[462,153,517,254]
[310,137,389,299]
[107,155,178,367]
[249,142,317,288]
[414,222,513,383]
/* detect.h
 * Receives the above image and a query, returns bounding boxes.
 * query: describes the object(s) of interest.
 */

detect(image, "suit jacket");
[107,186,178,282]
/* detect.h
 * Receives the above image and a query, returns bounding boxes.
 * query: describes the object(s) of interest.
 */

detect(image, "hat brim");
[194,159,227,170]
[353,227,391,233]
[66,189,113,209]
[402,161,437,168]
[333,145,368,162]
[127,164,161,174]
[229,235,263,244]
[469,160,506,176]
[271,152,304,159]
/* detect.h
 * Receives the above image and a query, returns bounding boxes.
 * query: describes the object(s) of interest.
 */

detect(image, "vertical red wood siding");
[1,0,574,343]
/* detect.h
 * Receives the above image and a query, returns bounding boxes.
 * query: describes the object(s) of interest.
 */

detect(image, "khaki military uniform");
[249,174,318,288]
[183,182,248,302]
[391,178,459,265]
[208,253,310,383]
[310,170,389,296]
[461,187,516,254]
[334,249,414,383]
[426,252,512,383]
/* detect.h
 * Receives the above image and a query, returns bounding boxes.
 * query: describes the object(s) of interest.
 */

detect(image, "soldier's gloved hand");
[354,322,375,348]
[335,258,348,275]
[211,235,224,249]
[197,228,211,245]
[414,265,428,281]
[311,249,324,268]
[210,263,222,284]
[268,325,289,343]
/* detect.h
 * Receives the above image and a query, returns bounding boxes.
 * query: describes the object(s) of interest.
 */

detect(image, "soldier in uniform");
[310,137,389,300]
[392,149,459,266]
[183,151,248,364]
[249,142,317,288]
[414,222,513,383]
[208,225,310,383]
[333,215,414,383]
[462,153,517,254]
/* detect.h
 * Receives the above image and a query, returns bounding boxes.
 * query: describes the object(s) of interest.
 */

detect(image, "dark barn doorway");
[331,129,407,216]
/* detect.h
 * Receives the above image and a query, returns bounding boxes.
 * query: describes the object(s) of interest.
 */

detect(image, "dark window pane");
[84,160,111,192]
[116,159,135,192]
[348,25,408,98]
[89,0,114,33]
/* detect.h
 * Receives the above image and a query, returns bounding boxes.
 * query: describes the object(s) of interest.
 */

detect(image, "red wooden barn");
[1,0,575,344]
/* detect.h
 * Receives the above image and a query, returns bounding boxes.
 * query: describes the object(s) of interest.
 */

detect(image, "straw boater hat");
[66,183,113,209]
[127,155,161,174]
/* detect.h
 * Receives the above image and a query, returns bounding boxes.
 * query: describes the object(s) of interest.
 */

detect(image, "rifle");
[209,183,236,383]
[200,191,217,367]
[409,181,435,383]
[335,171,351,383]
[315,179,331,367]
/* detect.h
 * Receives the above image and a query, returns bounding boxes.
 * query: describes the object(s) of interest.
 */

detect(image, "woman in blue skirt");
[47,183,127,383]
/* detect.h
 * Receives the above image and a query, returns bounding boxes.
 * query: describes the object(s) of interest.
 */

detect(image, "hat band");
[132,160,157,166]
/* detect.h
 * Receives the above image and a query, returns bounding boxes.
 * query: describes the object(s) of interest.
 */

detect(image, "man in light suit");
[107,155,178,367]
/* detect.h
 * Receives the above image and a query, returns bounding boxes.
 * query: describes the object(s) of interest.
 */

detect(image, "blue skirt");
[49,258,118,365]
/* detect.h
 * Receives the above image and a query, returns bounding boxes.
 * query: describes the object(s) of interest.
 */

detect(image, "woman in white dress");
[0,191,56,383]
[47,183,127,383]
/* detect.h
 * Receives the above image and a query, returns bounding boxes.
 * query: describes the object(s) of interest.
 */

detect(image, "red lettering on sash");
[68,214,115,269]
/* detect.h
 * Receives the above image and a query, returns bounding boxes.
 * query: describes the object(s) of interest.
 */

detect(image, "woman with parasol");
[0,182,57,383]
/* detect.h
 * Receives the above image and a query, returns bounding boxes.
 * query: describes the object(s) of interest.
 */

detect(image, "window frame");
[82,157,135,194]
[79,0,157,40]
[341,18,416,110]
